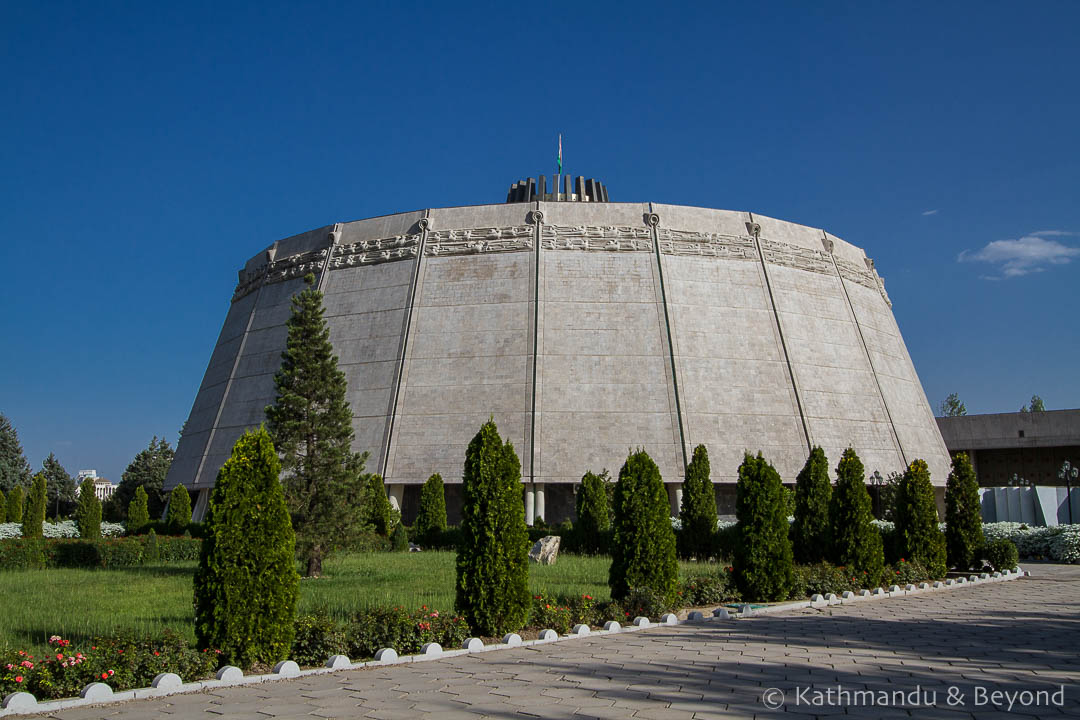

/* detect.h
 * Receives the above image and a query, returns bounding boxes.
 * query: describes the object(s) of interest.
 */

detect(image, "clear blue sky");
[3,1,1078,482]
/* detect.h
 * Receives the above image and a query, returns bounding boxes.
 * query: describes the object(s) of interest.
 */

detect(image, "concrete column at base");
[191,488,211,523]
[667,484,683,516]
[535,484,545,523]
[525,486,535,526]
[388,484,404,512]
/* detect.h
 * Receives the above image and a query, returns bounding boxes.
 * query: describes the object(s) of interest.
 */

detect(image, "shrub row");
[0,536,201,569]
[981,522,1079,563]
[0,521,126,540]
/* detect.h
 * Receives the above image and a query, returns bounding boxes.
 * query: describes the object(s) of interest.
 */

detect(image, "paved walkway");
[22,564,1080,719]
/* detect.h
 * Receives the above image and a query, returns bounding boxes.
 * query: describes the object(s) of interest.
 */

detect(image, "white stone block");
[538,629,558,641]
[81,682,114,701]
[918,582,930,590]
[273,660,300,676]
[632,616,651,627]
[738,604,754,616]
[933,581,944,588]
[957,577,968,584]
[216,666,243,682]
[810,594,825,603]
[603,621,621,632]
[420,643,442,656]
[661,613,679,624]
[980,573,991,580]
[904,584,916,592]
[572,624,590,635]
[462,638,485,651]
[889,585,901,593]
[374,648,398,662]
[858,589,872,597]
[151,672,183,692]
[502,633,522,646]
[713,608,731,619]
[2,692,37,711]
[872,588,886,596]
[687,611,706,621]
[841,591,855,599]
[325,655,351,669]
[992,571,1002,578]
[825,593,839,603]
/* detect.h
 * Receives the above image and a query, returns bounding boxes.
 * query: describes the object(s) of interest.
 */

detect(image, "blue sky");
[2,1,1078,482]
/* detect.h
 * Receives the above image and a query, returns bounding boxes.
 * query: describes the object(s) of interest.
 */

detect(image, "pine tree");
[0,413,32,493]
[609,449,679,604]
[361,473,392,537]
[414,473,447,545]
[895,459,948,578]
[75,478,102,539]
[194,428,299,668]
[7,486,24,523]
[733,453,795,601]
[944,453,983,570]
[166,484,193,534]
[42,453,76,519]
[128,486,151,533]
[0,489,6,523]
[791,447,833,563]
[575,470,612,554]
[828,448,884,586]
[678,445,718,560]
[107,437,174,521]
[455,420,530,636]
[266,274,368,577]
[23,472,47,539]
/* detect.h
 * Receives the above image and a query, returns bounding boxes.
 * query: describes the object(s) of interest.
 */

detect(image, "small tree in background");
[106,436,174,521]
[576,470,612,554]
[945,453,983,570]
[42,453,76,519]
[455,420,530,636]
[895,459,947,578]
[23,473,47,539]
[938,392,967,417]
[0,413,33,494]
[194,428,299,668]
[678,444,718,560]
[414,473,447,545]
[1020,394,1046,412]
[166,484,193,533]
[828,448,884,586]
[75,478,102,539]
[128,486,151,533]
[733,453,795,601]
[0,489,6,523]
[7,486,24,523]
[791,447,832,564]
[361,473,393,537]
[609,450,679,604]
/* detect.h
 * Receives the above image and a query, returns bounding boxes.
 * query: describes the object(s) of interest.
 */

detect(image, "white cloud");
[959,232,1079,278]
[921,209,939,216]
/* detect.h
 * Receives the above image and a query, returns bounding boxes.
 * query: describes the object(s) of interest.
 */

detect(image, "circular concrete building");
[166,177,951,522]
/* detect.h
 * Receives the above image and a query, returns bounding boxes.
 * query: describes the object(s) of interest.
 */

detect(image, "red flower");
[154,651,160,656]
[101,673,109,680]
[14,676,22,683]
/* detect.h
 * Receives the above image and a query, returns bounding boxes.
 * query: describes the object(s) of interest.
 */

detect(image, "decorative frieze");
[760,238,834,276]
[331,234,421,269]
[540,224,653,252]
[424,226,533,256]
[835,257,893,307]
[233,247,329,302]
[657,228,758,261]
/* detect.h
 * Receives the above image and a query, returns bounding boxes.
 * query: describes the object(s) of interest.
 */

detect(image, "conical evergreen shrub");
[895,459,947,578]
[362,473,392,537]
[944,453,983,571]
[0,489,6,523]
[414,473,447,545]
[678,445,718,560]
[194,427,299,668]
[575,470,612,554]
[791,447,832,563]
[166,484,193,534]
[75,478,102,539]
[23,473,46,539]
[827,448,884,587]
[609,449,679,604]
[455,420,530,636]
[733,453,795,601]
[6,486,23,523]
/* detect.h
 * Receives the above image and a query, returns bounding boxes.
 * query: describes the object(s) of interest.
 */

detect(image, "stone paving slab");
[9,564,1080,719]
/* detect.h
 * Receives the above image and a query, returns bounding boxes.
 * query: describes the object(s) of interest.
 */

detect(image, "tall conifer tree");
[895,459,947,578]
[42,453,76,519]
[166,484,193,533]
[7,486,24,523]
[0,413,32,493]
[128,486,151,532]
[575,470,612,554]
[23,473,47,539]
[733,453,795,601]
[678,444,718,560]
[791,447,832,563]
[266,273,368,577]
[945,453,983,570]
[414,473,447,545]
[828,448,885,586]
[76,478,102,539]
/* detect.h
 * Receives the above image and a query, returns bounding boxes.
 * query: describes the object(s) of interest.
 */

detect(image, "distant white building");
[77,470,116,501]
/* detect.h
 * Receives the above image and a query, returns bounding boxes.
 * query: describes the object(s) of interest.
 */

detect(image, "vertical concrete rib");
[529,203,541,484]
[750,213,813,452]
[648,205,689,475]
[379,212,430,478]
[827,239,908,465]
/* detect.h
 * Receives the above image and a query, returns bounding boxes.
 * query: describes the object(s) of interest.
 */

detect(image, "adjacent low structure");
[166,176,951,522]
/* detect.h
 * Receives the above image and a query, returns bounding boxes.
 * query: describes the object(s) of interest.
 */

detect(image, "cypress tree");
[128,486,151,533]
[895,459,947,578]
[733,453,795,601]
[7,486,24,523]
[0,489,6,523]
[576,470,612,554]
[609,449,679,604]
[455,420,530,636]
[23,472,47,539]
[76,478,102,539]
[791,447,832,563]
[828,448,885,586]
[108,437,174,521]
[41,453,76,519]
[361,473,392,537]
[414,473,447,545]
[266,273,369,577]
[678,444,718,560]
[945,452,983,570]
[166,484,193,534]
[194,427,299,668]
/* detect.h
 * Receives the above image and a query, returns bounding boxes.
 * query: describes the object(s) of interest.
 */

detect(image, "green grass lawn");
[0,552,714,655]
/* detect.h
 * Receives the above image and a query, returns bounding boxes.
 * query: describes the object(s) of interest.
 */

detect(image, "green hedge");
[0,536,201,569]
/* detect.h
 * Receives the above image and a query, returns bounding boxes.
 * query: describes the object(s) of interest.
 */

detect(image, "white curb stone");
[2,692,37,711]
[841,591,856,600]
[80,683,113,701]
[858,589,872,597]
[661,613,678,624]
[572,624,590,636]
[216,666,243,682]
[537,629,558,642]
[687,611,706,621]
[632,616,651,627]
[713,608,731,619]
[918,582,930,590]
[420,643,442,656]
[904,584,916,592]
[872,588,886,597]
[374,648,398,662]
[462,638,485,651]
[825,593,839,604]
[273,661,300,677]
[603,621,621,632]
[151,673,183,692]
[502,633,522,646]
[738,604,754,616]
[325,655,350,669]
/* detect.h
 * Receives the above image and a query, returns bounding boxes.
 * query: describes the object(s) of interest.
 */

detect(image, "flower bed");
[0,521,126,540]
